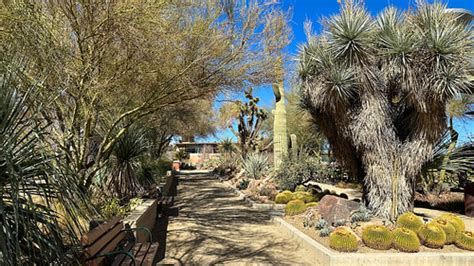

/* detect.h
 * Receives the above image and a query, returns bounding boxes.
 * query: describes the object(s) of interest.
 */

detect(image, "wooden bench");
[81,217,159,266]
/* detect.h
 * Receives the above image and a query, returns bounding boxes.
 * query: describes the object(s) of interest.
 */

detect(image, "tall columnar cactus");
[273,57,288,169]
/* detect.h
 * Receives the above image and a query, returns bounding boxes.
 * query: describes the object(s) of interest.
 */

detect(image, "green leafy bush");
[285,199,307,216]
[396,212,424,232]
[242,152,269,179]
[329,227,359,252]
[392,228,420,252]
[418,223,446,249]
[362,225,393,250]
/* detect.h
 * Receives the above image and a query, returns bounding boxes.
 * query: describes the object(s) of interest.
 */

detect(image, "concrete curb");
[272,216,474,266]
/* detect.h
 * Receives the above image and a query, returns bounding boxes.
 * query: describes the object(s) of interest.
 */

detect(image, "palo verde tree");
[298,1,473,219]
[1,1,290,193]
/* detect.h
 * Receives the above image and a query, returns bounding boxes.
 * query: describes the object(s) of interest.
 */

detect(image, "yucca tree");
[0,71,92,264]
[298,1,473,219]
[104,127,148,199]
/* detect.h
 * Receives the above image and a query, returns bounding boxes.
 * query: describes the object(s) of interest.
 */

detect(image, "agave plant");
[0,71,91,264]
[241,152,269,179]
[104,127,149,199]
[298,1,473,219]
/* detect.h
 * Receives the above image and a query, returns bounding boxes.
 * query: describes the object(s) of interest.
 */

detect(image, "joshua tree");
[298,1,473,219]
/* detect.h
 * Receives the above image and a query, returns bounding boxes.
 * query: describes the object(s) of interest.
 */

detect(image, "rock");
[317,195,360,225]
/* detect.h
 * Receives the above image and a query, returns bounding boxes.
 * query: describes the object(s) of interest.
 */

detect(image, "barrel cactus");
[329,227,359,252]
[438,214,465,232]
[455,231,474,251]
[362,225,393,250]
[418,223,446,249]
[396,212,424,232]
[392,227,421,252]
[432,218,456,244]
[295,185,306,192]
[285,199,307,216]
[275,190,293,204]
[306,202,318,208]
[292,191,316,203]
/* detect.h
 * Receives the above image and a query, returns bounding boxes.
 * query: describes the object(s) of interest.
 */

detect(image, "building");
[175,142,221,165]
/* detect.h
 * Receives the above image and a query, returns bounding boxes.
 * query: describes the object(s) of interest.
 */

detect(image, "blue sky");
[203,0,474,142]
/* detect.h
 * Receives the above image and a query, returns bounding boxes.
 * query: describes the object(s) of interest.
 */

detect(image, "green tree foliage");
[298,1,473,219]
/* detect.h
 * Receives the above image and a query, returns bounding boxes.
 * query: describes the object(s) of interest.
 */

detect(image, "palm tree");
[298,1,473,219]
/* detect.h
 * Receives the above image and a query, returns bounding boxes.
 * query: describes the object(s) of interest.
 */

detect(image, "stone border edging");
[272,216,474,266]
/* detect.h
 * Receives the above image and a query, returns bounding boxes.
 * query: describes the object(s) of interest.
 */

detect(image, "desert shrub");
[396,212,424,232]
[392,228,420,252]
[140,158,172,184]
[285,199,307,216]
[362,225,393,250]
[455,231,474,251]
[100,197,143,219]
[329,227,359,252]
[274,150,336,191]
[275,190,293,204]
[418,223,446,249]
[214,153,240,176]
[242,152,269,179]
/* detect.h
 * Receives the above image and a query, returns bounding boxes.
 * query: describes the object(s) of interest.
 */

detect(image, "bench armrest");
[124,226,153,242]
[89,250,136,265]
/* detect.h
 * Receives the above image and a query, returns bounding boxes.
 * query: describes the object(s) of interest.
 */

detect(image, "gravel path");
[159,171,319,265]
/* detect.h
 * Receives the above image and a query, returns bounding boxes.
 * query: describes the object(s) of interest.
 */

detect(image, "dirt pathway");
[159,171,319,265]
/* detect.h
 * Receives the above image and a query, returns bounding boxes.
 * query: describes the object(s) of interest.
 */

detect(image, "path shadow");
[157,171,306,265]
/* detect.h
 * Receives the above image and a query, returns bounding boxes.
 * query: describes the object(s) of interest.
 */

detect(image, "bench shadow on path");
[156,172,304,265]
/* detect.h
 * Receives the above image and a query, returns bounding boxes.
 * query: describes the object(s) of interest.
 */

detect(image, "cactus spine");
[273,57,288,169]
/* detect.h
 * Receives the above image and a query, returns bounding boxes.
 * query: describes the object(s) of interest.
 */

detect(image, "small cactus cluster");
[291,191,316,203]
[418,223,446,249]
[392,227,421,252]
[362,225,393,250]
[455,231,474,251]
[350,205,372,222]
[275,190,293,204]
[329,227,359,252]
[284,199,307,216]
[314,219,328,230]
[396,212,423,232]
[334,219,347,227]
[320,227,332,237]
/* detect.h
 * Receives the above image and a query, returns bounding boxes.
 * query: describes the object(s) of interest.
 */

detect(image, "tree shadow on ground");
[156,172,306,265]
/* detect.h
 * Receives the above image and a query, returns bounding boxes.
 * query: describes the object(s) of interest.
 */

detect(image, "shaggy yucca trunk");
[298,1,473,219]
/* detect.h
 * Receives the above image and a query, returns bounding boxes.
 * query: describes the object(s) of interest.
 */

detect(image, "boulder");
[317,195,360,225]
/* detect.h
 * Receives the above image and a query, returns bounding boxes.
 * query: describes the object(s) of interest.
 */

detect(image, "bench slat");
[84,221,123,258]
[110,241,134,266]
[138,242,159,266]
[81,217,121,246]
[86,231,125,266]
[121,243,144,265]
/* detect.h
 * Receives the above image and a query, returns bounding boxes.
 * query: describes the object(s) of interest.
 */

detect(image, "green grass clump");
[432,218,456,244]
[418,223,446,249]
[392,227,420,252]
[455,231,474,251]
[285,199,307,216]
[291,191,316,203]
[295,185,307,192]
[275,190,293,204]
[362,225,393,250]
[396,212,424,232]
[438,214,465,233]
[305,202,318,208]
[329,227,359,252]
